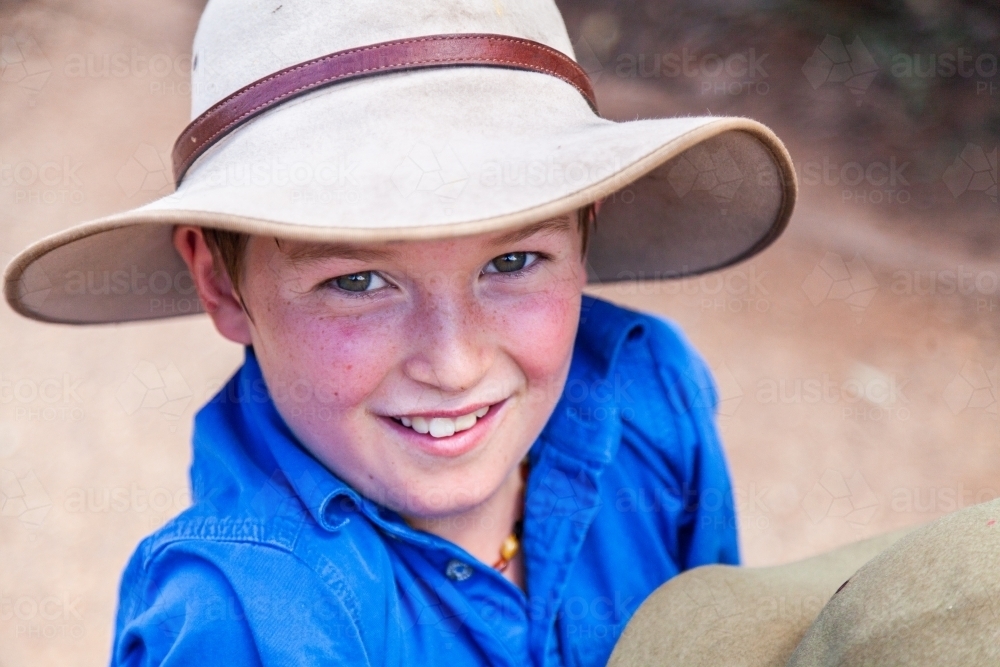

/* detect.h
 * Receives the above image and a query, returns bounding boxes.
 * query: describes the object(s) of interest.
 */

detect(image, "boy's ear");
[172,225,253,346]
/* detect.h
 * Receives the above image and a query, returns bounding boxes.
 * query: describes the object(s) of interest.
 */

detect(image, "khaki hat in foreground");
[789,498,1000,666]
[607,528,914,667]
[3,0,796,325]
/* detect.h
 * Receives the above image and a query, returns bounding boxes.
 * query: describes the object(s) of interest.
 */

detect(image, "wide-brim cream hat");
[4,0,797,325]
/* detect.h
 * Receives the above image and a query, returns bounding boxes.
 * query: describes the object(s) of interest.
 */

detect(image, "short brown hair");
[202,226,251,293]
[203,203,596,294]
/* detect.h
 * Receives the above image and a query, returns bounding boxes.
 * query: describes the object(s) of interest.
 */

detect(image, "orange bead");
[500,534,520,562]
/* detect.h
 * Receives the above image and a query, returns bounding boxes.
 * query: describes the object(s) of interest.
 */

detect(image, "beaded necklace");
[492,457,529,572]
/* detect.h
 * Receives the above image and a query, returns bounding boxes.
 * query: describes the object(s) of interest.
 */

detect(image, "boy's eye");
[328,271,388,293]
[484,252,537,274]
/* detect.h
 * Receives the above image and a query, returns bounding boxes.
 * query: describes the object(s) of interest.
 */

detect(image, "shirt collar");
[231,347,369,531]
[576,294,648,378]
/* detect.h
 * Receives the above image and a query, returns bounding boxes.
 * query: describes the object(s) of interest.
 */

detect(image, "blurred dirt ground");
[2,2,999,666]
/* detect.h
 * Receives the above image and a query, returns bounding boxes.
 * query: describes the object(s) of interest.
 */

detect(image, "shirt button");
[445,559,473,581]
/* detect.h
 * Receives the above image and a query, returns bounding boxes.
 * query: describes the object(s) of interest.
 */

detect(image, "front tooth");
[410,416,430,434]
[454,413,476,432]
[429,417,456,438]
[400,416,412,427]
[475,406,489,418]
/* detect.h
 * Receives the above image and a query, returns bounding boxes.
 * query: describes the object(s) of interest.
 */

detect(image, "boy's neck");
[405,462,526,589]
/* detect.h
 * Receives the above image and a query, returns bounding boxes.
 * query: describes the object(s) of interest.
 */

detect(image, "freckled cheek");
[491,291,580,382]
[268,312,403,411]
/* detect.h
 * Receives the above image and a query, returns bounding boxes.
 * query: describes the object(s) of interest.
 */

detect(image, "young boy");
[3,0,795,665]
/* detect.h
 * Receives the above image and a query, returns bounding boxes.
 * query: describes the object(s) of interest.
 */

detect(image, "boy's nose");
[401,295,494,394]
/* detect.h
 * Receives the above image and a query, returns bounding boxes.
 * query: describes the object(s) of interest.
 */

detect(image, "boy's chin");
[389,484,494,521]
[377,471,509,522]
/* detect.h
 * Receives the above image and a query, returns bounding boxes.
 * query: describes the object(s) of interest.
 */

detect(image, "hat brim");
[4,66,796,324]
[788,498,1000,665]
[607,527,914,667]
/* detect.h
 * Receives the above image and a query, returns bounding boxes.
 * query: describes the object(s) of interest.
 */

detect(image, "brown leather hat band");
[171,33,597,185]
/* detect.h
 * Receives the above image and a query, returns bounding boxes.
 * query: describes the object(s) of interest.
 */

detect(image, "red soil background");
[1,1,998,664]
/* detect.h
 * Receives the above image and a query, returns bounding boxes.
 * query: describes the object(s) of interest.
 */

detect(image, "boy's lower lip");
[382,399,507,458]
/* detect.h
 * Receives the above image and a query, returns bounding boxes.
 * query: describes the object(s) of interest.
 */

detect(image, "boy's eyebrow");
[283,216,572,265]
[283,242,395,265]
[486,216,573,248]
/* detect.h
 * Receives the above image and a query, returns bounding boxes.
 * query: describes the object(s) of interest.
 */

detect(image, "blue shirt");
[111,295,738,667]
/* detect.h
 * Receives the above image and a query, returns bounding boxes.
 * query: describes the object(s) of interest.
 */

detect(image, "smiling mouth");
[390,405,491,438]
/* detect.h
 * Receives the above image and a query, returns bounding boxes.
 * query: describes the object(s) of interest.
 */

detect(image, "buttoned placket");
[308,449,620,667]
[352,496,535,665]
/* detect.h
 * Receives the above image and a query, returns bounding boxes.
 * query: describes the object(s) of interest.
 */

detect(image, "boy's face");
[183,215,587,521]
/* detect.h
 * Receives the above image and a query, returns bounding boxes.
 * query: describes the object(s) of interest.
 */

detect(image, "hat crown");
[190,0,577,118]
